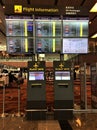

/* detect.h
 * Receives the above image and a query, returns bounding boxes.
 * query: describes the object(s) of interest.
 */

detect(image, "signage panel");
[5,5,88,16]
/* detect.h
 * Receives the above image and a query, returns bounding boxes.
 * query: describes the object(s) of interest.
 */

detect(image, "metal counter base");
[26,109,73,120]
[26,109,47,120]
[54,109,73,120]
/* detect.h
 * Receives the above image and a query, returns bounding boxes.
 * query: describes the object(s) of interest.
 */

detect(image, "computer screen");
[29,71,44,81]
[55,71,70,80]
[62,38,88,54]
[7,37,33,54]
[36,38,61,53]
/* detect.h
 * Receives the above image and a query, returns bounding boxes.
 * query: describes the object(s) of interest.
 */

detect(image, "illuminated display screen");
[36,38,61,53]
[62,38,88,54]
[63,20,88,37]
[6,20,33,36]
[55,71,70,80]
[7,37,33,54]
[6,17,89,55]
[35,20,61,37]
[29,71,44,80]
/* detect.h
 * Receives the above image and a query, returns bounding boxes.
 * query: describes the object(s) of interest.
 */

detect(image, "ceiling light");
[90,2,97,12]
[91,33,97,38]
[89,21,91,24]
[3,5,5,9]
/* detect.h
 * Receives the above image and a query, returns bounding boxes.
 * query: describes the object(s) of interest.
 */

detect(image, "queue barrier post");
[15,84,21,117]
[1,84,6,117]
[0,80,22,117]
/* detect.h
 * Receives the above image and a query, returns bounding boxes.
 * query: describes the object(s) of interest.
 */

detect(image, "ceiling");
[0,0,97,48]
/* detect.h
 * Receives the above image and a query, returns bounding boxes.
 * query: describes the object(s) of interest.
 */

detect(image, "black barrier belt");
[59,120,73,130]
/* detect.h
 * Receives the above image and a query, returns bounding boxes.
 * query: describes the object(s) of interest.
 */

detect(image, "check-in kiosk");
[53,61,73,120]
[26,61,47,120]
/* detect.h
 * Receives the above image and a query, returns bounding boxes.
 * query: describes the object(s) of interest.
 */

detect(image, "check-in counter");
[26,61,47,120]
[53,61,74,120]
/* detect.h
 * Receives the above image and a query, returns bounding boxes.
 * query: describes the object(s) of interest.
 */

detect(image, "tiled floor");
[0,116,60,130]
[0,112,97,130]
[70,112,97,130]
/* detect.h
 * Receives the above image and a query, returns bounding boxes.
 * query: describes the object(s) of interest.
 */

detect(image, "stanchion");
[15,85,21,117]
[1,85,6,117]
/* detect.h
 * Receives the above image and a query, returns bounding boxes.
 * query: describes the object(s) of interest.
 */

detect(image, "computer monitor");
[55,71,70,80]
[29,71,44,81]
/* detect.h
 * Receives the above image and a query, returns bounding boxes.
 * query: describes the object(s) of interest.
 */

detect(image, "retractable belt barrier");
[0,84,22,117]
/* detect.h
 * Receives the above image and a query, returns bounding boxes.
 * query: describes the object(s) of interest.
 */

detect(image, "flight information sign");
[36,38,61,53]
[62,38,88,54]
[7,37,33,54]
[6,20,33,37]
[35,19,61,37]
[63,20,88,37]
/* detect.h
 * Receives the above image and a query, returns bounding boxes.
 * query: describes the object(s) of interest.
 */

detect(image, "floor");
[0,112,97,130]
[70,112,97,130]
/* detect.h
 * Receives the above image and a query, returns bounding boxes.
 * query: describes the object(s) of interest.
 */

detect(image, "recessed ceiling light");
[91,33,97,38]
[3,6,5,9]
[90,2,97,12]
[89,21,91,24]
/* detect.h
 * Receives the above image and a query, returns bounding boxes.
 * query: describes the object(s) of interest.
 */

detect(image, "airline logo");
[59,63,64,69]
[14,5,22,13]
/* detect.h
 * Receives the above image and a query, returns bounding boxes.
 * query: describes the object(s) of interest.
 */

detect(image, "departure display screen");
[7,37,33,54]
[36,38,61,53]
[6,20,33,36]
[63,20,88,37]
[62,38,88,54]
[35,20,61,37]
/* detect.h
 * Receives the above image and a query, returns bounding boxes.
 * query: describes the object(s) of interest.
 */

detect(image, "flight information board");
[35,20,61,37]
[6,20,33,37]
[62,38,88,54]
[63,20,88,37]
[7,37,33,54]
[36,38,61,53]
[6,16,89,54]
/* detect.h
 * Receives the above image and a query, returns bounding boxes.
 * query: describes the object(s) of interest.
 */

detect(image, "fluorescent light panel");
[90,2,97,12]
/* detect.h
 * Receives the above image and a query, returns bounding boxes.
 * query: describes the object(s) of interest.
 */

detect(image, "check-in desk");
[53,61,74,120]
[26,61,47,120]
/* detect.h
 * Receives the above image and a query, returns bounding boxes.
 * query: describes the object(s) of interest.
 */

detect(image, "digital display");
[62,38,88,54]
[63,20,88,37]
[27,21,33,36]
[7,37,33,54]
[29,71,44,80]
[35,20,61,37]
[36,38,61,53]
[6,20,33,36]
[55,71,70,80]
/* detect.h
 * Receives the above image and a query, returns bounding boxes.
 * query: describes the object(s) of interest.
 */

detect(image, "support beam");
[54,0,58,6]
[27,0,30,5]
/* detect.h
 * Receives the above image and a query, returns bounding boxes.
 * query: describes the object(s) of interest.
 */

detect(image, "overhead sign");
[5,4,89,16]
